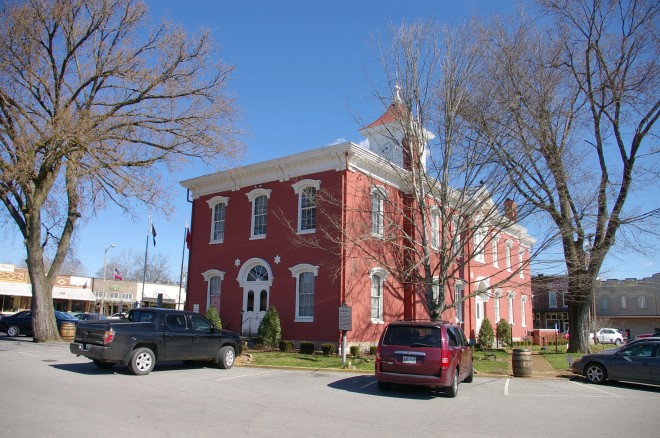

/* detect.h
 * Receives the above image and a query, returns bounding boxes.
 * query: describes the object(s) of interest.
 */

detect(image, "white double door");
[242,284,268,337]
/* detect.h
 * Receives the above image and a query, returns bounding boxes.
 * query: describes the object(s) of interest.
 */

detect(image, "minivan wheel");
[377,381,391,391]
[445,368,459,398]
[464,361,474,383]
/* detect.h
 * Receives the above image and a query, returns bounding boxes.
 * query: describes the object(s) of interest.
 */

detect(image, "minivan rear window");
[382,325,441,347]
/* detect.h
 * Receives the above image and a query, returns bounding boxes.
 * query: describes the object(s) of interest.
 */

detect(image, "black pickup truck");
[70,308,242,375]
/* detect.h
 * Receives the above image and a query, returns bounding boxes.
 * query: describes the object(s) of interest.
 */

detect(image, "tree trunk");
[566,270,597,353]
[26,247,60,343]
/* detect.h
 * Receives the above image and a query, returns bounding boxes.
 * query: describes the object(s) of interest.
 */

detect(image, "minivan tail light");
[103,329,115,345]
[441,349,451,369]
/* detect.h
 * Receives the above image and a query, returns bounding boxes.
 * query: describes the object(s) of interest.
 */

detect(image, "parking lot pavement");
[1,337,659,438]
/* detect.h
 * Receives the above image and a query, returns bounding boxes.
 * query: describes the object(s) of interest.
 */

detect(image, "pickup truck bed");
[70,308,242,375]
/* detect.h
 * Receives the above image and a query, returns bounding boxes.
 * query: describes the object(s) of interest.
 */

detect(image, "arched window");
[202,269,225,314]
[247,291,254,312]
[430,208,440,249]
[371,186,387,237]
[289,264,319,322]
[508,292,515,325]
[521,296,527,327]
[370,267,388,323]
[474,218,487,263]
[505,240,513,271]
[454,282,464,323]
[292,179,320,233]
[246,188,272,239]
[260,290,268,312]
[247,265,269,282]
[494,290,502,322]
[492,235,499,268]
[206,196,229,243]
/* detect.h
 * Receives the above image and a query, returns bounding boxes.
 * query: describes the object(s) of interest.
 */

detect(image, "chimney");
[504,199,517,222]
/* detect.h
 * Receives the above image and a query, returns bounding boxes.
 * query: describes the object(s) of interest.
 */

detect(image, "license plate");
[402,355,416,364]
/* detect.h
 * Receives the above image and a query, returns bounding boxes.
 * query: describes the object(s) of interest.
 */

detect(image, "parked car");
[571,338,660,385]
[108,313,127,320]
[0,310,79,337]
[589,328,627,345]
[375,320,473,397]
[76,312,107,321]
[636,329,660,339]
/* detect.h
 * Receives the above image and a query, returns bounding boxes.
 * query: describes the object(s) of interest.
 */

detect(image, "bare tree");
[97,249,173,284]
[280,21,538,322]
[471,0,659,352]
[0,0,242,341]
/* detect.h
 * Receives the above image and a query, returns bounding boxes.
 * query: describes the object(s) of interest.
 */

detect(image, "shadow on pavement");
[327,374,444,400]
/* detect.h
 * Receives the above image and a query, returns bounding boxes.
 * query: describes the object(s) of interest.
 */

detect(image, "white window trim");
[207,196,229,244]
[202,269,225,311]
[508,291,515,325]
[454,281,464,324]
[492,235,499,268]
[369,267,388,324]
[246,188,272,240]
[371,186,387,238]
[505,240,513,272]
[289,263,319,322]
[430,207,440,250]
[494,290,502,322]
[518,248,525,278]
[292,179,320,234]
[521,295,527,327]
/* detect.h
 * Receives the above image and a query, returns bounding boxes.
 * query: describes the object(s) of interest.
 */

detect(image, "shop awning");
[52,287,96,302]
[0,283,32,297]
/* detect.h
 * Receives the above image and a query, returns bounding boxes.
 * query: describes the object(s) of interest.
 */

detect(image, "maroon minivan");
[375,320,473,397]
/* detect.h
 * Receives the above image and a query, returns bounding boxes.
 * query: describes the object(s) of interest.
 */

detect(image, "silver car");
[571,338,660,385]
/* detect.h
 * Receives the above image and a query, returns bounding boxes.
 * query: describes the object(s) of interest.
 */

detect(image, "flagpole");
[177,222,187,310]
[140,214,150,307]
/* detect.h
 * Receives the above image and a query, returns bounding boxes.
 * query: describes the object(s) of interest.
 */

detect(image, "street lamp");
[100,244,116,315]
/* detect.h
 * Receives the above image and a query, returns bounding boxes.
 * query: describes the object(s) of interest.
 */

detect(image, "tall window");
[549,291,558,308]
[505,241,513,271]
[518,249,525,278]
[508,292,515,325]
[370,268,387,323]
[638,295,647,309]
[202,269,225,313]
[521,296,527,327]
[492,235,499,268]
[292,180,320,233]
[474,219,486,263]
[454,283,463,323]
[430,208,440,249]
[620,296,627,310]
[247,188,272,239]
[494,290,501,322]
[601,296,609,310]
[452,217,462,257]
[289,264,319,322]
[371,186,386,237]
[207,196,229,243]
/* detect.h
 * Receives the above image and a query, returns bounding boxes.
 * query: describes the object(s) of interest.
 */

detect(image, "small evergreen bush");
[496,319,512,347]
[300,341,315,354]
[258,306,281,348]
[205,306,222,329]
[478,318,495,347]
[321,343,336,356]
[279,340,295,352]
[350,345,360,357]
[369,346,377,356]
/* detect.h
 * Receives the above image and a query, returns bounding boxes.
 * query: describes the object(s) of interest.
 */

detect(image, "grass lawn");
[243,348,512,375]
[540,343,620,371]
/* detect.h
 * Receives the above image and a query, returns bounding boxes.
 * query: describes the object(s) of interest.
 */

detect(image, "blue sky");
[1,0,657,281]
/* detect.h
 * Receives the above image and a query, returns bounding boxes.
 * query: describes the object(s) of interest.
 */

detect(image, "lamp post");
[100,244,116,315]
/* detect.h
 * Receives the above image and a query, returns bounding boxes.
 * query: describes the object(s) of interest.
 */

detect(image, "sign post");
[338,303,352,366]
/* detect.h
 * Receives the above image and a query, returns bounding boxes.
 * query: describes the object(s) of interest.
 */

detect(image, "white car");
[589,328,626,345]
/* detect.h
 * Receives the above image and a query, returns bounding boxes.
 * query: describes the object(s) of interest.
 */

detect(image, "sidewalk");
[512,351,571,379]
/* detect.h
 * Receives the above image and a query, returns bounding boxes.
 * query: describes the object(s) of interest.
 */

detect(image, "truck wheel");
[217,346,235,369]
[93,360,115,370]
[6,324,20,337]
[128,347,155,375]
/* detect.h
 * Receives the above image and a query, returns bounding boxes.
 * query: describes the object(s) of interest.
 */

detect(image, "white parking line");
[569,380,622,397]
[215,370,274,381]
[18,352,39,357]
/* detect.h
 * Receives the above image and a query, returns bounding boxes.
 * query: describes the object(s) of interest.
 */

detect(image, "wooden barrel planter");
[512,348,533,377]
[59,321,76,342]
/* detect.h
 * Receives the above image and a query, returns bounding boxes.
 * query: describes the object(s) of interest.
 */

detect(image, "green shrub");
[496,319,512,347]
[205,306,222,329]
[321,343,336,356]
[350,345,360,357]
[369,346,377,356]
[258,306,281,348]
[478,318,495,347]
[279,340,295,352]
[300,341,315,354]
